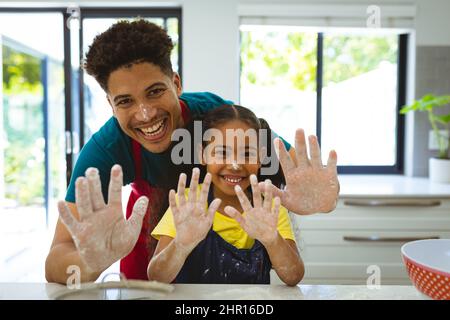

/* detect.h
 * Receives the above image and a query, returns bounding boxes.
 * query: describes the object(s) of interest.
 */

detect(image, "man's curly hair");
[84,19,174,91]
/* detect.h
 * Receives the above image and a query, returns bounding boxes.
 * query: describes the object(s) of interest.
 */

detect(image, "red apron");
[120,100,190,280]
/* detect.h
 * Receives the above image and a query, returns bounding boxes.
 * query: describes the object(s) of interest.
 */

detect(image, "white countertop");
[0,283,426,300]
[338,175,450,198]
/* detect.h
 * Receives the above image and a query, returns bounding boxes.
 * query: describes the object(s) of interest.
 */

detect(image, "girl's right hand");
[169,168,222,250]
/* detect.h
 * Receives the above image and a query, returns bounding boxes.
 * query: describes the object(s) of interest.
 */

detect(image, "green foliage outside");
[323,34,397,86]
[2,45,45,205]
[2,46,42,95]
[241,31,317,91]
[240,30,398,91]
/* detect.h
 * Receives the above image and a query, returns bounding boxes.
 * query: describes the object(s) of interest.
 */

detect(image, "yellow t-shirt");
[151,185,296,249]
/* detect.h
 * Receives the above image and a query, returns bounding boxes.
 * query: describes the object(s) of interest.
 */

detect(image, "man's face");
[107,62,182,153]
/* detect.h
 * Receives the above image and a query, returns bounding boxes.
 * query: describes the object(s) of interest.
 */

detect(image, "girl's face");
[202,119,261,196]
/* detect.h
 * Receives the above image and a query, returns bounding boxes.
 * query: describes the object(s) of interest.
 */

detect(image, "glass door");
[0,12,66,281]
[0,7,182,282]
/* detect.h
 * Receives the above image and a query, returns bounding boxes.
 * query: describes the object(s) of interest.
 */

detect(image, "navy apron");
[175,187,272,284]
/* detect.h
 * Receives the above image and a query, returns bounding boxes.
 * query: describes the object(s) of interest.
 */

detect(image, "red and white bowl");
[401,239,450,300]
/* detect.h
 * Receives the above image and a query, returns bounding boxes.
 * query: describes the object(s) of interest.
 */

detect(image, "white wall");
[414,0,450,46]
[182,0,239,101]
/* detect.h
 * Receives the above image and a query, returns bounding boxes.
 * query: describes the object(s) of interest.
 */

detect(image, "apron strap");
[179,99,190,124]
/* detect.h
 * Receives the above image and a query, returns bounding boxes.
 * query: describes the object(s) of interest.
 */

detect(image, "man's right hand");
[57,164,148,274]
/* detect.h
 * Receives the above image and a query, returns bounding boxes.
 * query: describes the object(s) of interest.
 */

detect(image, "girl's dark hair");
[201,104,260,145]
[84,19,174,91]
[192,104,285,188]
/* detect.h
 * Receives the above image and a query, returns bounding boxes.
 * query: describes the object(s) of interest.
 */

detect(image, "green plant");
[400,94,450,159]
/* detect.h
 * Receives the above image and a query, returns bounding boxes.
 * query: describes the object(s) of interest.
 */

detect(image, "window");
[240,25,407,174]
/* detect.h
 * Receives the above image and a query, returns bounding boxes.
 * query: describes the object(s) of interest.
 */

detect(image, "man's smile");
[134,116,170,142]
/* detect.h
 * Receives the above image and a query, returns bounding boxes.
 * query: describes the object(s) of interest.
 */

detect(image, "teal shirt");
[65,92,290,203]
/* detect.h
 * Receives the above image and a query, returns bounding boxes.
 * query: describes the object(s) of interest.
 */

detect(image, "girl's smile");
[219,173,246,186]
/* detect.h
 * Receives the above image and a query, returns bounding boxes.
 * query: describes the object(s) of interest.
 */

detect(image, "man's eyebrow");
[144,82,167,92]
[112,82,167,103]
[113,94,131,103]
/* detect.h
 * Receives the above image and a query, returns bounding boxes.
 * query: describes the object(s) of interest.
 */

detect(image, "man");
[45,20,339,284]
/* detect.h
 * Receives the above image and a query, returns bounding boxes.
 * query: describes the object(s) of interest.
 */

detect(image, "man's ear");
[172,72,183,97]
[106,95,116,117]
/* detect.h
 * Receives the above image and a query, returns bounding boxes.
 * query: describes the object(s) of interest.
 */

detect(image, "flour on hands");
[57,165,149,273]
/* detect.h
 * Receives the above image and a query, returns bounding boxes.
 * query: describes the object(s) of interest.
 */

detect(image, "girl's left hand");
[224,175,280,246]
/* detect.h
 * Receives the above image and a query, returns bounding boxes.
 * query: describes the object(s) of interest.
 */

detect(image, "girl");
[147,105,304,285]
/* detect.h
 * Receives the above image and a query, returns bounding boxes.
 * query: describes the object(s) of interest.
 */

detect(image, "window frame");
[320,33,408,174]
[239,28,408,174]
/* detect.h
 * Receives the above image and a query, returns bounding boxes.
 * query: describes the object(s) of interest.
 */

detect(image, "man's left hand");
[259,129,339,215]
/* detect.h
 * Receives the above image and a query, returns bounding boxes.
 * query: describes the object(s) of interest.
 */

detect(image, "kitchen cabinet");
[271,175,450,285]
